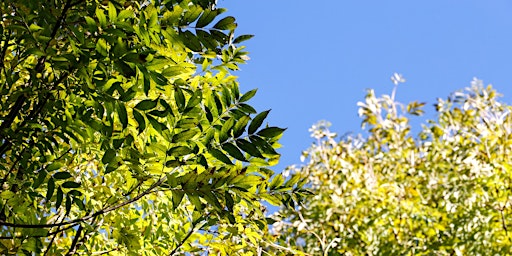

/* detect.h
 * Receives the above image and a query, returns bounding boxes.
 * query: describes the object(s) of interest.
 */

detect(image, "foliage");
[271,78,512,255]
[0,0,306,254]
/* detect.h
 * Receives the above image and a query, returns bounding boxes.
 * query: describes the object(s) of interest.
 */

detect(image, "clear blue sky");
[221,1,512,172]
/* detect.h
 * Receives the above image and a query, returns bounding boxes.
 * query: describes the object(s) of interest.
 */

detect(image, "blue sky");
[221,1,512,172]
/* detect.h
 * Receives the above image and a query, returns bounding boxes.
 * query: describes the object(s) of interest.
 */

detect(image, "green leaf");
[220,117,235,142]
[175,87,186,112]
[117,102,128,129]
[46,178,55,201]
[209,148,232,165]
[248,110,270,134]
[269,174,284,189]
[33,170,47,189]
[29,23,43,32]
[232,175,263,189]
[65,195,72,213]
[96,7,107,27]
[236,139,263,158]
[84,16,97,30]
[239,89,257,103]
[249,135,279,155]
[186,90,203,109]
[176,118,199,129]
[95,38,108,56]
[260,193,281,206]
[47,162,63,172]
[233,34,254,44]
[118,9,134,20]
[238,103,257,114]
[213,16,237,30]
[55,187,63,209]
[257,127,286,138]
[62,181,81,189]
[172,129,199,142]
[133,110,146,133]
[196,8,225,28]
[135,99,158,111]
[167,146,193,157]
[222,143,247,162]
[53,172,72,180]
[172,191,185,209]
[151,71,168,85]
[233,115,250,138]
[102,149,116,165]
[108,2,117,21]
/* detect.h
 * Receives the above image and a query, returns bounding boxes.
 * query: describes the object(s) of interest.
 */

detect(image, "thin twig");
[0,177,166,228]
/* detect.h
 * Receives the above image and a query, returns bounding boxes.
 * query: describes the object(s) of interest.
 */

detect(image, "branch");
[0,0,75,149]
[169,213,209,256]
[66,224,83,255]
[0,177,166,228]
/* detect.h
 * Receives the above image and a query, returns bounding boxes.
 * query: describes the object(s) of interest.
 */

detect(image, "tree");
[0,0,305,254]
[271,78,512,255]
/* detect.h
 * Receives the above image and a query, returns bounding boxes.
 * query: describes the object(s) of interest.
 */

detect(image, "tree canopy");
[271,79,512,255]
[0,0,307,254]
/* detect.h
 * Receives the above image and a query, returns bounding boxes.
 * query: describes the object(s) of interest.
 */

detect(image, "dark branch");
[0,177,166,228]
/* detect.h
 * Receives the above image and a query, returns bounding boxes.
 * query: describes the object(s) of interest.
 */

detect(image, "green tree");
[0,0,305,254]
[271,78,512,255]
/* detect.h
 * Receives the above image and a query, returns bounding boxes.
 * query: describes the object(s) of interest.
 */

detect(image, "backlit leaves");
[0,0,299,255]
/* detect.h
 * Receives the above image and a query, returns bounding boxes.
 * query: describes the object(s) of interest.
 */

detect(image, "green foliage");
[271,79,512,255]
[0,0,303,254]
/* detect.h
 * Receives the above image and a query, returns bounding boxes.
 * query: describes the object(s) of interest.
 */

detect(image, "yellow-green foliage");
[272,79,512,255]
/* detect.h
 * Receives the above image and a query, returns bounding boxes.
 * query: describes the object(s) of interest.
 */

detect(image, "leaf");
[233,115,250,138]
[232,175,263,189]
[172,191,185,209]
[249,135,279,155]
[257,127,286,138]
[248,110,270,134]
[172,129,199,142]
[84,16,97,29]
[117,102,128,129]
[118,9,134,20]
[238,103,257,114]
[95,7,107,27]
[151,71,168,85]
[186,90,203,109]
[269,174,284,189]
[196,8,224,28]
[47,162,63,172]
[220,117,235,142]
[260,193,281,206]
[209,148,232,165]
[180,30,202,52]
[108,1,117,21]
[236,139,263,158]
[55,187,63,209]
[167,146,193,157]
[46,178,55,201]
[135,99,158,111]
[133,110,146,133]
[233,34,254,44]
[239,89,257,102]
[65,195,72,213]
[33,170,47,189]
[222,143,247,162]
[53,172,72,180]
[62,181,81,189]
[213,16,237,30]
[102,149,116,165]
[29,23,43,32]
[175,87,186,112]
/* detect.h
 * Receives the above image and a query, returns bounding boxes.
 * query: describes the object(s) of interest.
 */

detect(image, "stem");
[0,177,167,228]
